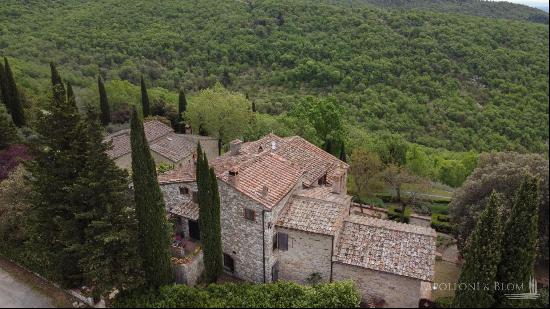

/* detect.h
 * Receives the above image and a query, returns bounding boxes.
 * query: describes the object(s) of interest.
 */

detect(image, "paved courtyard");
[0,266,54,308]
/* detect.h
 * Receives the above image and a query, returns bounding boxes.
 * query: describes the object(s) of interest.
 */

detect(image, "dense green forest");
[1,0,548,154]
[331,0,549,24]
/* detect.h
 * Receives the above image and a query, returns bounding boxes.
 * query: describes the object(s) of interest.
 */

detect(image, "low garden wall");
[172,251,204,286]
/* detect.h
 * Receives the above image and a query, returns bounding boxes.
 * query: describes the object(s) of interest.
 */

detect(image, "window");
[274,232,288,251]
[223,253,235,273]
[192,191,198,203]
[244,208,256,221]
[179,187,189,195]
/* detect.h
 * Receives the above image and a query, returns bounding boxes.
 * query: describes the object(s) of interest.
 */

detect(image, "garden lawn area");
[433,261,461,299]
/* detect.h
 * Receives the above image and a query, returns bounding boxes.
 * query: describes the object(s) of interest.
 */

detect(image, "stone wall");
[218,181,267,283]
[409,214,431,228]
[263,180,305,283]
[160,182,198,210]
[173,251,204,286]
[275,227,333,284]
[332,262,422,308]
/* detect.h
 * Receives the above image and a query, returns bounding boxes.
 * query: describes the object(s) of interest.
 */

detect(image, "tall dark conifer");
[67,82,75,105]
[98,76,111,126]
[0,104,19,149]
[50,62,66,106]
[26,63,83,287]
[196,143,223,283]
[495,176,540,307]
[207,166,223,280]
[3,57,25,127]
[130,107,172,287]
[339,142,347,163]
[140,76,150,117]
[177,89,187,132]
[75,109,143,297]
[0,61,8,111]
[453,192,503,308]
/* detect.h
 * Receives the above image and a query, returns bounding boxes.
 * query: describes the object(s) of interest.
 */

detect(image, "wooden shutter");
[277,233,288,251]
[244,208,256,221]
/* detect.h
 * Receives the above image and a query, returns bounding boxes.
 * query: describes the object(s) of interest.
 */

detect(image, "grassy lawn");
[433,260,461,299]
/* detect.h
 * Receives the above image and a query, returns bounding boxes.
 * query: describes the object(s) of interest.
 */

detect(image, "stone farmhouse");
[104,120,218,170]
[158,133,436,308]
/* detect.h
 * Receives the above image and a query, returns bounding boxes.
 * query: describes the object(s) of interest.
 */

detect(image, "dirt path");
[0,256,77,308]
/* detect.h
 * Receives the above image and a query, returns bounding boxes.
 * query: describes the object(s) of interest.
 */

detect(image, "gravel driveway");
[0,266,54,308]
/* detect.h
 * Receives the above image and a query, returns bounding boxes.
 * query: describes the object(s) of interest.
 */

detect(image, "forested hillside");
[1,0,548,153]
[333,0,549,24]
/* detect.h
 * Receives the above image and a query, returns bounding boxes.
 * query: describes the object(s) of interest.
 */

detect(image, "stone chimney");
[228,168,239,187]
[230,139,243,156]
[331,170,345,195]
[184,124,192,134]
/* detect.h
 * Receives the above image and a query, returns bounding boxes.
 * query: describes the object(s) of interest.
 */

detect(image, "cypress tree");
[0,61,8,111]
[3,57,26,127]
[339,142,347,163]
[196,143,223,283]
[67,82,75,105]
[98,75,111,126]
[251,101,256,113]
[0,104,19,149]
[50,62,66,106]
[140,76,150,117]
[207,166,223,281]
[75,109,143,297]
[495,176,540,307]
[26,63,83,287]
[130,107,172,287]
[453,192,504,308]
[177,89,187,132]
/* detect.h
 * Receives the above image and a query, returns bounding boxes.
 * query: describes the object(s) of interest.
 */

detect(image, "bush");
[113,281,361,308]
[435,296,454,308]
[387,206,410,223]
[431,214,455,234]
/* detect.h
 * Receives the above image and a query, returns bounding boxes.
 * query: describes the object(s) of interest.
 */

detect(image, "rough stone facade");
[332,262,423,308]
[173,251,204,286]
[275,227,333,284]
[218,181,267,282]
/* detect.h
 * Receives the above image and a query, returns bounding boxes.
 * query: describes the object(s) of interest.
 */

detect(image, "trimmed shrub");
[431,214,455,234]
[113,281,361,308]
[387,206,411,223]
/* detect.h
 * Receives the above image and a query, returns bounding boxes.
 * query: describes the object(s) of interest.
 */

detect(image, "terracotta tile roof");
[158,162,196,184]
[169,200,199,220]
[213,152,303,209]
[150,133,197,162]
[227,134,348,187]
[159,133,347,209]
[294,186,352,205]
[334,216,437,281]
[105,120,173,159]
[276,196,348,235]
[105,120,206,164]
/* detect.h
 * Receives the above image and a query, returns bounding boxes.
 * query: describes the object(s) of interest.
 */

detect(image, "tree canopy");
[0,0,547,153]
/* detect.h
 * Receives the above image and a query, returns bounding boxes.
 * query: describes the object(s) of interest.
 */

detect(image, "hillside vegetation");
[334,0,549,24]
[1,0,548,153]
